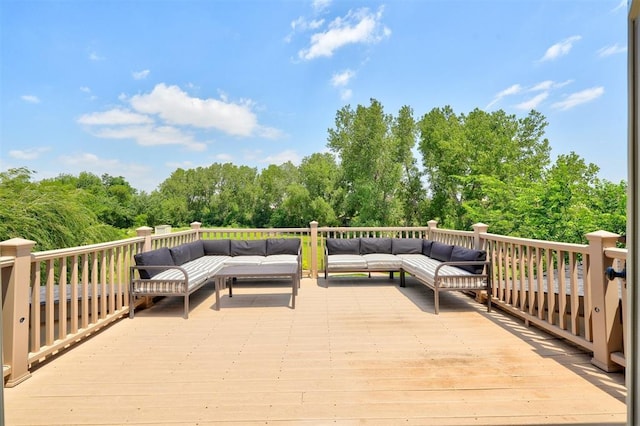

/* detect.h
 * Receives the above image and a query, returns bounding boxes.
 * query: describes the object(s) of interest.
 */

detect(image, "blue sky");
[0,0,628,192]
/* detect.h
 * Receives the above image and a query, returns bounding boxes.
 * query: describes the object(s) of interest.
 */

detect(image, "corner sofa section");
[130,238,301,319]
[324,237,491,314]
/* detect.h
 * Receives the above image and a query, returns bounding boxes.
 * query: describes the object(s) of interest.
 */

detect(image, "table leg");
[292,274,296,309]
[215,277,220,311]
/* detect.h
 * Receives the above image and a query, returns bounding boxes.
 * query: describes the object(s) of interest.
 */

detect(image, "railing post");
[472,223,489,250]
[191,222,202,240]
[427,220,438,239]
[0,238,36,387]
[586,230,624,372]
[136,227,153,252]
[134,227,154,309]
[310,221,318,279]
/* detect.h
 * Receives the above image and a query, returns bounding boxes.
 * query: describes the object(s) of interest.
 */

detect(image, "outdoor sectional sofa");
[324,237,491,314]
[130,238,301,319]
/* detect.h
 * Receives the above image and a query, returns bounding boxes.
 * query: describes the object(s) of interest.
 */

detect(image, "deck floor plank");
[4,276,626,425]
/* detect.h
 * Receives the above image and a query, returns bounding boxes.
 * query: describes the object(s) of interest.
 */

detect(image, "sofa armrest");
[433,260,491,289]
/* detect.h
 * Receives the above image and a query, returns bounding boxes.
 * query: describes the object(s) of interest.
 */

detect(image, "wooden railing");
[1,221,627,388]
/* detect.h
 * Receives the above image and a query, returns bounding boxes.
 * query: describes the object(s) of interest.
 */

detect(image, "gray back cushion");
[186,240,205,260]
[451,246,487,274]
[360,238,392,254]
[326,238,360,255]
[267,238,301,255]
[430,242,455,262]
[391,238,423,254]
[134,247,175,279]
[422,239,434,257]
[203,239,231,256]
[231,239,267,256]
[169,244,192,266]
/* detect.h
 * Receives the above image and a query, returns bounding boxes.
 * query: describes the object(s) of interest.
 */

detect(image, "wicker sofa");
[324,237,491,314]
[130,238,301,318]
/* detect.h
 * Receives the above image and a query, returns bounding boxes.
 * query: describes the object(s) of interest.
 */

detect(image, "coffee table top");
[215,263,298,278]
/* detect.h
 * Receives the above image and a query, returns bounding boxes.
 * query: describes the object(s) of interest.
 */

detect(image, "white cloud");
[285,17,325,43]
[89,51,105,61]
[261,149,301,165]
[312,0,332,13]
[331,69,355,86]
[551,86,605,111]
[340,88,353,101]
[58,153,152,187]
[88,124,207,151]
[214,153,233,162]
[486,84,522,109]
[291,16,325,31]
[129,83,270,137]
[21,95,40,104]
[597,43,627,58]
[80,87,91,93]
[166,160,196,169]
[529,81,553,92]
[257,125,286,139]
[516,92,549,110]
[529,79,573,92]
[78,83,280,153]
[8,147,51,160]
[298,7,391,60]
[539,35,581,62]
[612,0,627,13]
[132,69,150,80]
[77,108,153,125]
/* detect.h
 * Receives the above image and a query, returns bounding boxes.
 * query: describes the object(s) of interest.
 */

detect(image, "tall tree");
[418,107,551,229]
[392,105,425,225]
[327,98,405,225]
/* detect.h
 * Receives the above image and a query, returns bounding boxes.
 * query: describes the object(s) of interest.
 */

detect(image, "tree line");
[0,100,626,251]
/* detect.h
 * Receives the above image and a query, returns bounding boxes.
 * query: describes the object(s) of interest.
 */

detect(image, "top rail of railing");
[317,226,430,238]
[30,236,145,261]
[480,232,590,252]
[0,255,14,269]
[605,247,628,261]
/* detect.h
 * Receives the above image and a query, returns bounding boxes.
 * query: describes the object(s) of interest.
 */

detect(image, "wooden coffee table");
[213,263,300,310]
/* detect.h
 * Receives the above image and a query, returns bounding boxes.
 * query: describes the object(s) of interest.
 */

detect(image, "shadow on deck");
[4,275,626,425]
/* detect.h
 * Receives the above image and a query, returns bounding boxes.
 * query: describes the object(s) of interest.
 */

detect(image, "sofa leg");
[129,292,135,319]
[434,289,440,315]
[389,271,394,279]
[399,271,405,288]
[184,295,189,319]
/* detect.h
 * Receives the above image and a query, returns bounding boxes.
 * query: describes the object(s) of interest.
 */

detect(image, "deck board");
[4,275,626,425]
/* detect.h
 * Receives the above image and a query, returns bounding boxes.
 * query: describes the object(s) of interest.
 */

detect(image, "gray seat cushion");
[363,253,402,270]
[326,254,367,270]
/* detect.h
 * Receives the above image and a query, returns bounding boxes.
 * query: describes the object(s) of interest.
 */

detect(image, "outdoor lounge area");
[3,275,627,425]
[0,222,629,424]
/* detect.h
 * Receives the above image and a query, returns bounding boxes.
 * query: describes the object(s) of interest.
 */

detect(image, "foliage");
[0,102,628,249]
[0,168,125,251]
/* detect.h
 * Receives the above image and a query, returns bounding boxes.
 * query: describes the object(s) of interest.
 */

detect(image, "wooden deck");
[4,275,627,425]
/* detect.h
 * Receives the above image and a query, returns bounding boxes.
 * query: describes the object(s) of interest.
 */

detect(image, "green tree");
[254,162,299,227]
[418,107,551,229]
[0,168,123,250]
[327,98,407,225]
